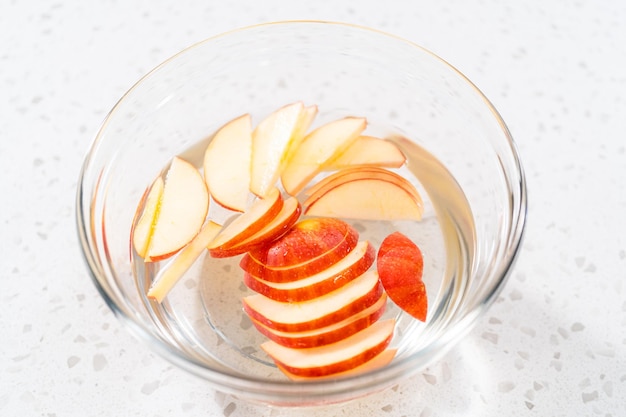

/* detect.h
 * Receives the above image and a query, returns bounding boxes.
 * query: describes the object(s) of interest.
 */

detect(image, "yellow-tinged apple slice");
[242,270,383,333]
[132,176,164,258]
[280,104,318,171]
[250,102,305,197]
[147,221,222,303]
[243,241,375,302]
[304,178,423,221]
[281,116,367,196]
[277,349,396,381]
[145,157,210,262]
[324,136,406,170]
[251,293,387,349]
[209,197,301,258]
[261,319,395,378]
[203,114,252,212]
[207,187,283,251]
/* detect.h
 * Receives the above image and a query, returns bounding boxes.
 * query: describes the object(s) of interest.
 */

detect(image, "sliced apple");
[209,197,301,258]
[145,157,209,262]
[304,177,423,221]
[147,221,222,303]
[242,270,383,333]
[250,102,305,198]
[377,232,427,321]
[261,319,395,378]
[243,241,375,302]
[324,136,406,170]
[207,187,283,251]
[281,104,318,171]
[132,176,164,258]
[203,114,253,212]
[281,116,367,196]
[278,348,396,381]
[251,293,387,349]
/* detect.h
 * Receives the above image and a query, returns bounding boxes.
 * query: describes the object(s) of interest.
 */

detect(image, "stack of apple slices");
[240,218,397,379]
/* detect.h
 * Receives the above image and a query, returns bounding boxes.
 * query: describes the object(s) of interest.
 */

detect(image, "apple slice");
[277,348,396,381]
[250,102,305,198]
[203,114,252,212]
[242,270,383,333]
[261,319,395,378]
[145,157,209,262]
[132,176,164,258]
[324,136,406,170]
[208,197,301,258]
[251,293,387,349]
[147,221,222,303]
[377,232,427,321]
[243,241,375,301]
[304,177,423,221]
[281,104,318,171]
[281,116,367,196]
[207,187,283,251]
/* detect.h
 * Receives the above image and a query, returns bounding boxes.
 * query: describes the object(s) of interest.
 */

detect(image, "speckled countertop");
[2,1,625,416]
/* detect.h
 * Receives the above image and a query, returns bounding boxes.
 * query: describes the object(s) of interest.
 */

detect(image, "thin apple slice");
[251,293,387,349]
[132,176,164,258]
[209,197,301,258]
[377,232,427,321]
[324,136,406,170]
[304,177,423,221]
[147,221,222,303]
[243,241,375,301]
[261,319,395,378]
[146,157,209,262]
[207,187,283,251]
[277,349,397,381]
[250,102,305,198]
[281,116,367,196]
[203,114,252,212]
[242,270,383,333]
[281,104,318,171]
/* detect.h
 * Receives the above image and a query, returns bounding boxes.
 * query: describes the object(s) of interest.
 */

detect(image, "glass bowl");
[76,21,527,406]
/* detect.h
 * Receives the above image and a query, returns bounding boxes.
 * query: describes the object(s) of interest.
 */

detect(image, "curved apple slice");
[250,102,305,198]
[261,319,395,378]
[242,270,383,333]
[207,187,283,251]
[132,176,164,258]
[203,114,252,212]
[304,177,423,221]
[146,157,209,262]
[377,232,427,321]
[251,293,387,349]
[244,241,375,301]
[209,197,301,258]
[323,136,406,170]
[277,349,396,381]
[281,116,367,196]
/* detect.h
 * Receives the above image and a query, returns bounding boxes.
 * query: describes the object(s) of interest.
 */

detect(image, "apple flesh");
[242,270,383,333]
[132,176,164,259]
[143,157,209,262]
[281,116,367,196]
[203,114,252,212]
[243,241,375,301]
[324,136,406,170]
[377,232,427,321]
[251,292,387,349]
[261,319,395,378]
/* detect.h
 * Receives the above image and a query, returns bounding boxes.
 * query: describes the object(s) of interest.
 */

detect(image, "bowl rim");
[76,19,528,403]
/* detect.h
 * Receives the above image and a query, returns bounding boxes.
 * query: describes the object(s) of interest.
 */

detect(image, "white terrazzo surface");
[2,1,625,416]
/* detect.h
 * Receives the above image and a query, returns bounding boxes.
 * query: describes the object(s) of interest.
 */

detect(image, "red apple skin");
[249,218,358,268]
[377,232,427,322]
[243,242,375,302]
[242,279,384,333]
[240,224,359,283]
[250,293,387,348]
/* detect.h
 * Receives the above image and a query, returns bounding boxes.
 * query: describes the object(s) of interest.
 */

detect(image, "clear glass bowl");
[76,21,527,406]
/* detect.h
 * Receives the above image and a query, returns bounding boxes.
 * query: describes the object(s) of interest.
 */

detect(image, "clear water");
[130,117,476,380]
